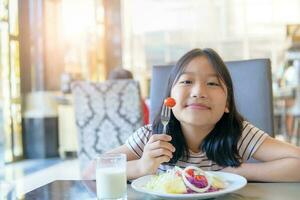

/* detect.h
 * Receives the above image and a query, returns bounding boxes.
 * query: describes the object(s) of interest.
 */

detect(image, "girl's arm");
[82,134,175,180]
[222,137,300,182]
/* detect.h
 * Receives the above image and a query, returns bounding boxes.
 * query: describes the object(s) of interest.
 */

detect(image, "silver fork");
[161,104,171,134]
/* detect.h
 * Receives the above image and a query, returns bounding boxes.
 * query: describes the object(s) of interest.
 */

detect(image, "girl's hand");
[138,134,175,175]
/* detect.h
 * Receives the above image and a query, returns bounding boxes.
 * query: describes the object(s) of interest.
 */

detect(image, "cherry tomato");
[186,169,194,177]
[195,175,207,182]
[164,97,176,108]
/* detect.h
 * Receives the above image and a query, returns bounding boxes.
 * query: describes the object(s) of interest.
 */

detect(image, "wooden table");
[24,180,300,200]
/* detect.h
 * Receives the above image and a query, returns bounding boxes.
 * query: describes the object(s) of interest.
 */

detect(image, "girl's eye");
[207,82,220,86]
[179,80,192,85]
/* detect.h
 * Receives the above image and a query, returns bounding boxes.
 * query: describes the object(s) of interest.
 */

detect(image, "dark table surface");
[24,180,300,200]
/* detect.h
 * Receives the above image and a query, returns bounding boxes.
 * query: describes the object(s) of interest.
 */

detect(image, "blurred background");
[1,0,300,190]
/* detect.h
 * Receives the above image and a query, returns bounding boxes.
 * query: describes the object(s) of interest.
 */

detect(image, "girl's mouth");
[186,103,211,110]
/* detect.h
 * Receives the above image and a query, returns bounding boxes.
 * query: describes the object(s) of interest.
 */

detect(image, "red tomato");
[186,169,194,177]
[164,97,176,108]
[195,175,207,182]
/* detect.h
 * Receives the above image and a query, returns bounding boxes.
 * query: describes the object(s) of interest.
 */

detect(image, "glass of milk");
[96,153,127,200]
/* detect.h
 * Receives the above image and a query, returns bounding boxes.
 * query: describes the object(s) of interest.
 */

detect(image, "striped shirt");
[125,121,268,173]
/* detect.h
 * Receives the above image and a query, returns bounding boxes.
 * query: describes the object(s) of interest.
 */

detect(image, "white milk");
[96,167,127,199]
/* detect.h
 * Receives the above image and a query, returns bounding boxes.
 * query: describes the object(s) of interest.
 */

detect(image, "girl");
[106,48,300,182]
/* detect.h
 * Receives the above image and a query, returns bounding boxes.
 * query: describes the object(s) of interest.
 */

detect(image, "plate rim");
[131,171,247,199]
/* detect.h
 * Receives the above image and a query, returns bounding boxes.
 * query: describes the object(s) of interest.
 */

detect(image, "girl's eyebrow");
[180,71,218,77]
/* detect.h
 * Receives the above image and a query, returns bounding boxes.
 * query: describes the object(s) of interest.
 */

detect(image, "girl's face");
[171,56,229,128]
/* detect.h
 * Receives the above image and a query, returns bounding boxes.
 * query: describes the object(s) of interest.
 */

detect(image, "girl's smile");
[185,102,211,110]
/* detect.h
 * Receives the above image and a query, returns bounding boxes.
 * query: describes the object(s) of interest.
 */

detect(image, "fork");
[161,104,171,134]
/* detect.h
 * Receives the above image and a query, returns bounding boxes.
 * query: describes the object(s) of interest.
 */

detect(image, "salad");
[145,166,227,194]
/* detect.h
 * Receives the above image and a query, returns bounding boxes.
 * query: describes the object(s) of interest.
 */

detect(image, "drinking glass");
[96,153,127,200]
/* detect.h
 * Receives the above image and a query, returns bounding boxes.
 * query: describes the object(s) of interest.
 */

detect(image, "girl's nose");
[190,84,207,98]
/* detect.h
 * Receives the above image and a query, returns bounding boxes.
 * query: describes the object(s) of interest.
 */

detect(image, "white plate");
[131,171,247,200]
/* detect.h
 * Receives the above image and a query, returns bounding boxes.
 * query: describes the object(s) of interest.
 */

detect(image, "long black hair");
[152,48,244,167]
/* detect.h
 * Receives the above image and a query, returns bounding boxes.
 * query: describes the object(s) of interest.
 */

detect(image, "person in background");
[108,68,149,125]
[108,68,134,80]
[282,60,300,140]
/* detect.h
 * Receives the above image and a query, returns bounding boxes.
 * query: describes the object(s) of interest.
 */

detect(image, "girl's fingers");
[148,140,175,152]
[148,134,172,144]
[157,155,171,164]
[149,148,173,158]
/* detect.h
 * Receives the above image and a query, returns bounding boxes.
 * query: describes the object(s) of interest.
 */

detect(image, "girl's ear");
[225,106,229,113]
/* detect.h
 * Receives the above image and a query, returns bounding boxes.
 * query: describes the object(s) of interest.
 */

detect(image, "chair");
[150,59,274,136]
[72,80,143,170]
